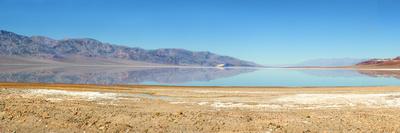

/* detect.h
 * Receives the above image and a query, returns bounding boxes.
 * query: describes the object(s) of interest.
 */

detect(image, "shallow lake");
[1,66,400,87]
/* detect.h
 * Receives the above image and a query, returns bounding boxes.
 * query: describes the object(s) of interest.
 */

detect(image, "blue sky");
[0,0,399,65]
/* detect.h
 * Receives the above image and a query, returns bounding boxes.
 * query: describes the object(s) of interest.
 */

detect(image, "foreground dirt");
[1,83,400,132]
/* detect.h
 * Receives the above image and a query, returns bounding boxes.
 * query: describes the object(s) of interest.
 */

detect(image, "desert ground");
[1,83,400,132]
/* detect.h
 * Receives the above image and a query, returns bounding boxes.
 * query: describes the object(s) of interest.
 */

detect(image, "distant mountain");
[0,30,259,67]
[293,58,368,67]
[356,57,400,68]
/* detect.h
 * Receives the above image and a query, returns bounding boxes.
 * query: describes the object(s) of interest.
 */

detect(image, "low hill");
[356,57,400,68]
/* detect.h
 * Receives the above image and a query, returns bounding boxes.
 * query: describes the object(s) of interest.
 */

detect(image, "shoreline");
[2,82,400,93]
[2,64,400,70]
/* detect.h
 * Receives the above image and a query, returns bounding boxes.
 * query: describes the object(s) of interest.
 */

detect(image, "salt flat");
[2,83,400,132]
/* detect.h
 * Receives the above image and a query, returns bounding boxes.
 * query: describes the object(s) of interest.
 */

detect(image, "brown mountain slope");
[356,57,400,68]
[0,55,167,66]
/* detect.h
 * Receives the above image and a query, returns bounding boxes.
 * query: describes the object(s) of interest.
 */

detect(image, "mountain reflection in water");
[299,69,400,79]
[357,70,400,79]
[0,66,255,85]
[1,66,400,86]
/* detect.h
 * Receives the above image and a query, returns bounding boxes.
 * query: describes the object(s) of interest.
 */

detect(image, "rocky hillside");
[356,57,400,68]
[0,30,259,67]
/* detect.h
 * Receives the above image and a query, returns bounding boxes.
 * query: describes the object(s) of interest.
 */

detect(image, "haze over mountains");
[292,57,400,68]
[0,30,259,67]
[293,58,368,67]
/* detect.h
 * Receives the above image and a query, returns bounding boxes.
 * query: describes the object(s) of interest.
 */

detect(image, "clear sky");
[0,0,399,65]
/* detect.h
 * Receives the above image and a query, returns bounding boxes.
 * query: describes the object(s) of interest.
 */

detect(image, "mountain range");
[0,30,259,67]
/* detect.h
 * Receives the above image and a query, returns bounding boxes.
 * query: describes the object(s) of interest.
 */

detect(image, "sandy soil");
[1,83,400,132]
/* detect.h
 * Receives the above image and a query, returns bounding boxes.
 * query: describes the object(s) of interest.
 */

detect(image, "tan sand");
[1,83,400,132]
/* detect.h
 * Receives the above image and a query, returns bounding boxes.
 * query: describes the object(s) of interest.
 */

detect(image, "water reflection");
[357,70,400,79]
[0,66,255,85]
[299,69,364,77]
[1,66,400,86]
[299,69,400,79]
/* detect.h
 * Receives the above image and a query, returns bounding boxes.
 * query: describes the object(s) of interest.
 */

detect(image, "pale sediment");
[1,83,400,132]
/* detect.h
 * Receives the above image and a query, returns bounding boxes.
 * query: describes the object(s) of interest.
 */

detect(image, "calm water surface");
[1,66,400,87]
